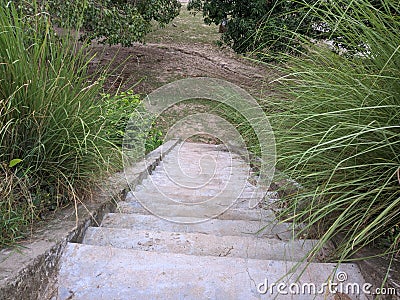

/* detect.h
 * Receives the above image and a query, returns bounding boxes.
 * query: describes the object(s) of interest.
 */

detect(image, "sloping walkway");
[55,142,366,299]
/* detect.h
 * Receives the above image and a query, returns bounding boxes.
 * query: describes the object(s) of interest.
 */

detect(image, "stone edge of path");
[0,139,180,300]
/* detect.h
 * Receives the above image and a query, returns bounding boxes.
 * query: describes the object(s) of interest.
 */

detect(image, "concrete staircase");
[55,142,367,299]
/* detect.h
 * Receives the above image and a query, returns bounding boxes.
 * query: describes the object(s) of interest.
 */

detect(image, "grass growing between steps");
[267,0,400,268]
[0,2,124,248]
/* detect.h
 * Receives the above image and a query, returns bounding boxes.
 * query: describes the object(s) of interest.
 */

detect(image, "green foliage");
[102,91,163,153]
[145,127,163,153]
[188,0,398,59]
[0,1,119,247]
[102,91,142,145]
[270,0,400,262]
[188,0,322,56]
[47,0,182,46]
[9,159,23,168]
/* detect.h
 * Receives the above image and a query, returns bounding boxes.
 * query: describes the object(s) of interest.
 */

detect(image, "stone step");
[153,163,249,176]
[158,162,249,173]
[142,177,249,189]
[170,142,220,150]
[127,192,268,212]
[161,146,240,155]
[164,150,239,156]
[149,171,250,182]
[58,243,367,300]
[134,186,241,198]
[129,190,254,206]
[159,160,242,167]
[132,184,267,197]
[162,146,241,154]
[137,178,257,194]
[100,213,298,240]
[162,146,230,153]
[159,153,247,163]
[83,227,322,261]
[128,188,258,199]
[140,174,249,187]
[116,200,275,221]
[130,187,267,210]
[160,150,242,157]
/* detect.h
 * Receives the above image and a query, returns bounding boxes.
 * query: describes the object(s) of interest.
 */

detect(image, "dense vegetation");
[47,0,181,46]
[0,1,162,247]
[188,0,323,57]
[188,0,398,60]
[270,0,400,262]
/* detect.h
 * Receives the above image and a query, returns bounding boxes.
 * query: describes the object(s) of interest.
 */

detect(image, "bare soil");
[88,42,276,98]
[87,41,278,146]
[86,4,277,98]
[83,3,280,146]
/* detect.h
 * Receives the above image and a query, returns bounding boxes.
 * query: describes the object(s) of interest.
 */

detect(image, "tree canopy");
[187,0,397,58]
[48,0,181,46]
[188,0,322,56]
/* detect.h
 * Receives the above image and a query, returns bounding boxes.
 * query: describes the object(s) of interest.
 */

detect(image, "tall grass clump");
[270,0,400,263]
[0,1,120,247]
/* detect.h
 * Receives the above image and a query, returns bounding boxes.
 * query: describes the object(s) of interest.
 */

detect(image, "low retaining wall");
[0,139,180,300]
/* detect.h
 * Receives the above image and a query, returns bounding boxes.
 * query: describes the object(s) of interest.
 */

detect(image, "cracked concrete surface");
[53,141,368,299]
[0,140,180,300]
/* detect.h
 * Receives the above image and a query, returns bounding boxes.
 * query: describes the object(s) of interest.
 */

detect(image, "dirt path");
[87,3,277,98]
[88,42,276,98]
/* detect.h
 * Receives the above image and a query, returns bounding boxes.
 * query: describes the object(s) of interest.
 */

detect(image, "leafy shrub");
[188,0,323,56]
[47,0,181,46]
[102,90,163,152]
[0,1,119,247]
[270,0,400,262]
[188,0,397,60]
[102,91,142,145]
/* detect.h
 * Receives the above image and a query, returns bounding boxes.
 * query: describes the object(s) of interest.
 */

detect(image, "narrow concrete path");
[55,142,367,299]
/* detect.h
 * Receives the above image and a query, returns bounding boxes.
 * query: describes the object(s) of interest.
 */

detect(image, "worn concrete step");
[116,201,275,221]
[101,213,297,240]
[160,147,242,156]
[169,142,220,150]
[152,164,248,175]
[142,178,249,189]
[130,187,267,210]
[157,164,249,175]
[137,178,257,194]
[127,188,258,201]
[129,190,254,207]
[140,174,249,187]
[149,172,250,182]
[159,156,248,165]
[162,148,242,156]
[162,154,245,159]
[152,165,247,174]
[167,145,238,152]
[58,243,367,300]
[164,150,241,156]
[162,154,235,162]
[83,227,323,261]
[132,184,267,199]
[133,187,258,200]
